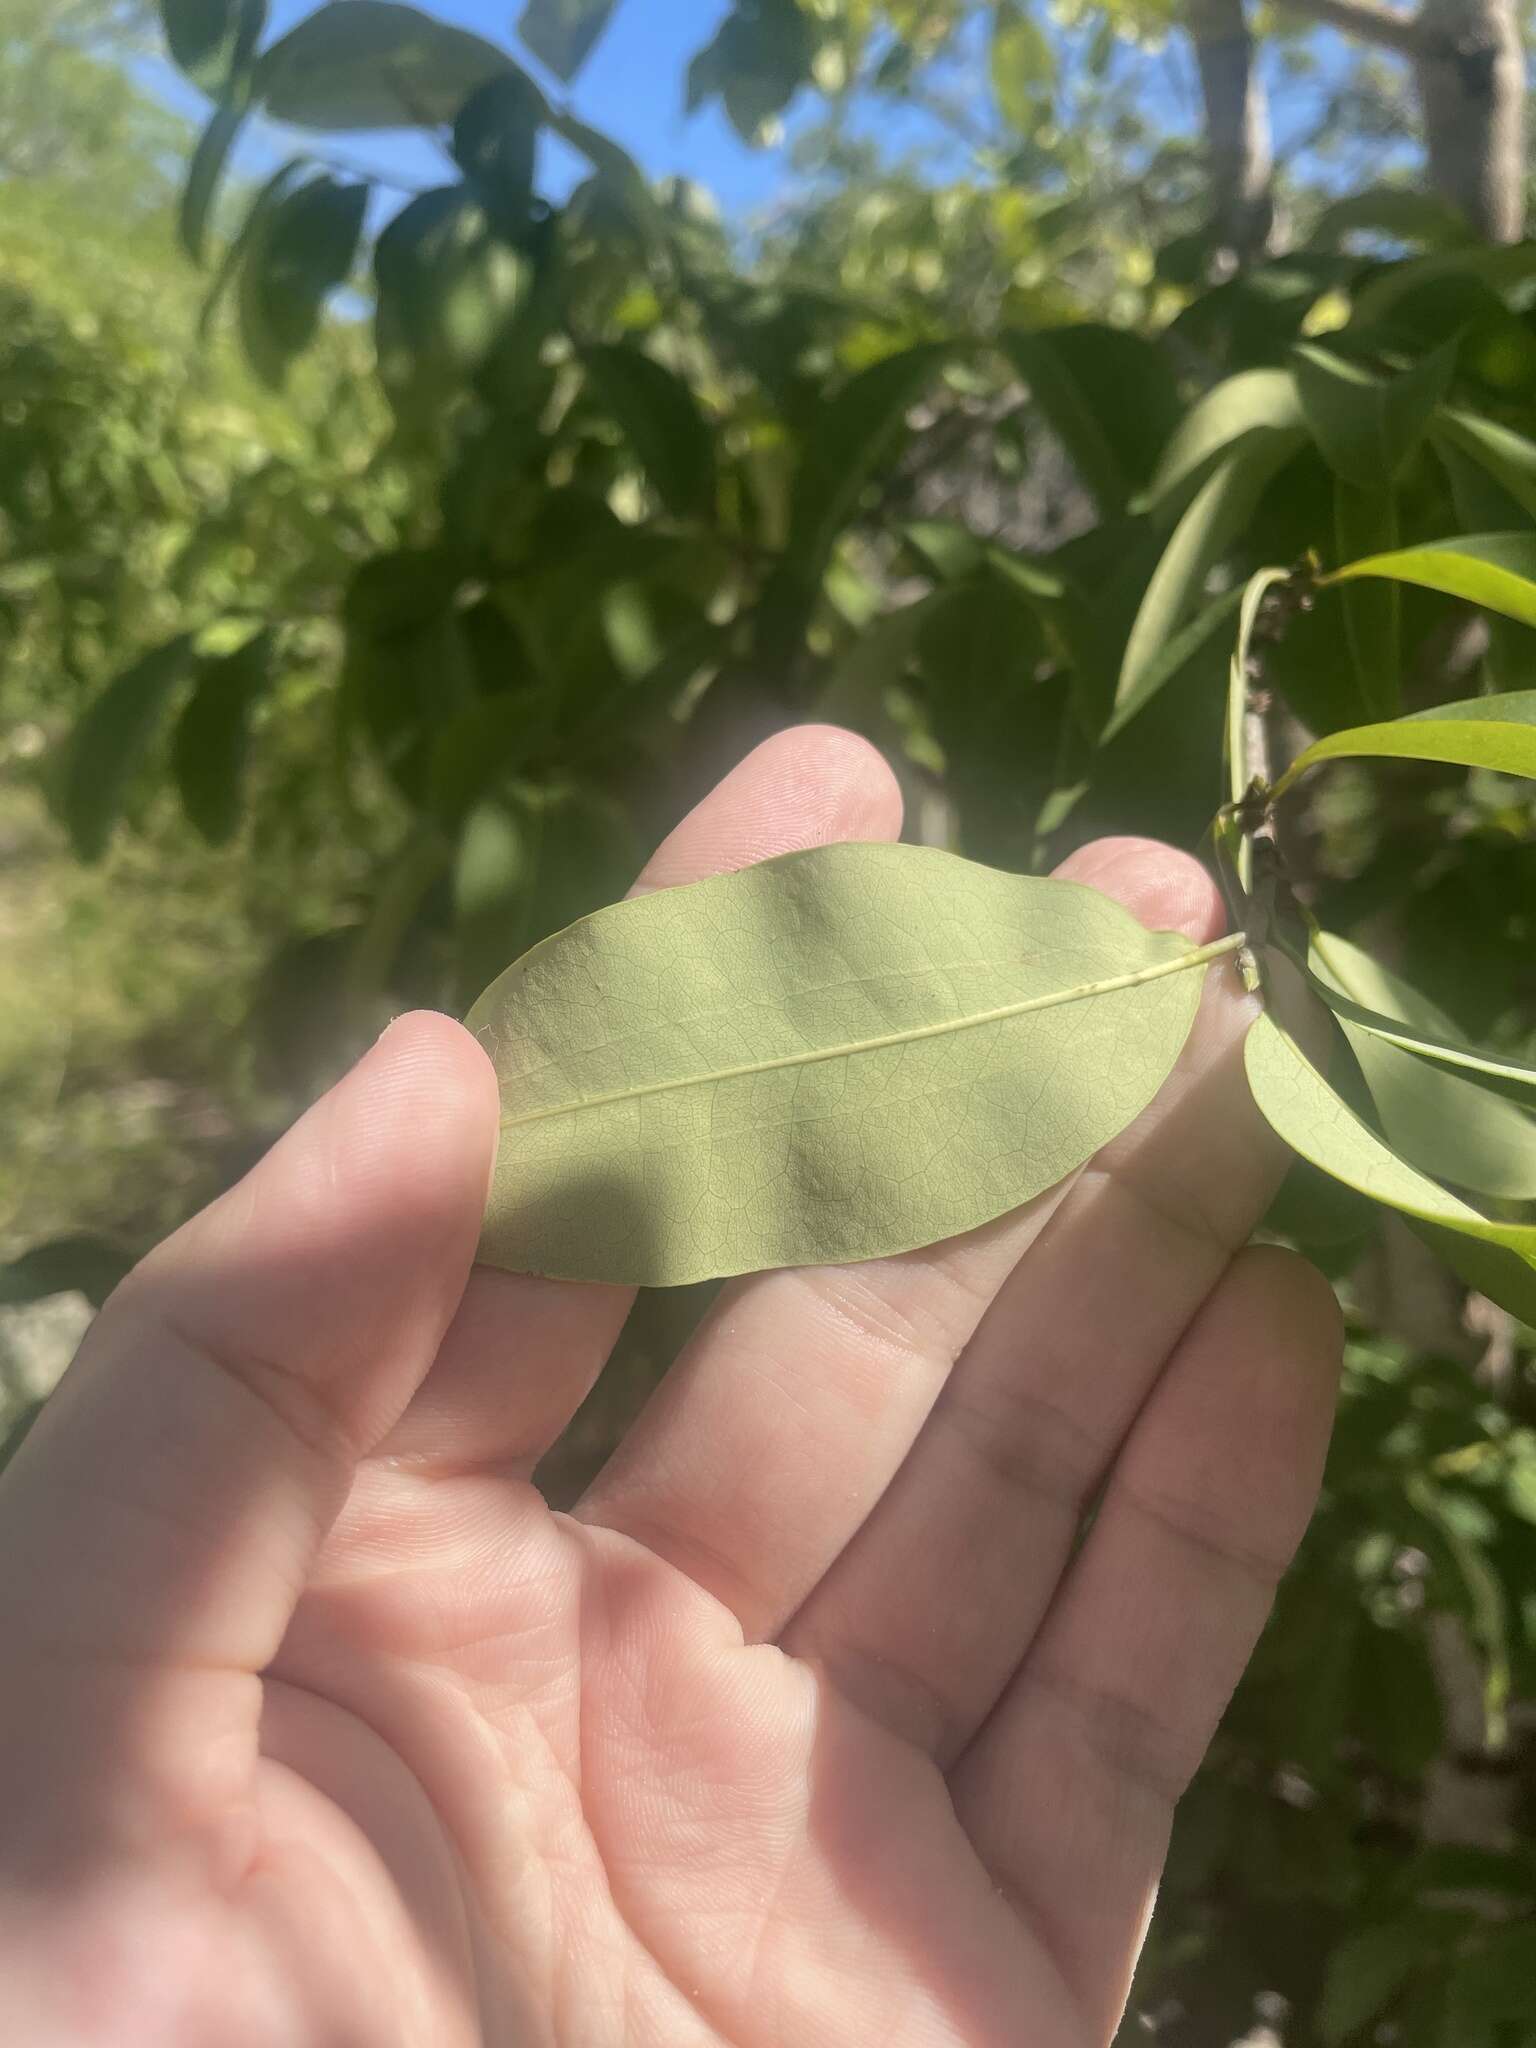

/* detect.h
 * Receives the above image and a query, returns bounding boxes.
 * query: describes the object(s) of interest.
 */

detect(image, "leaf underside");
[469,842,1227,1285]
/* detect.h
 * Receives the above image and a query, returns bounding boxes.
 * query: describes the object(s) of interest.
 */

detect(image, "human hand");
[0,727,1340,2047]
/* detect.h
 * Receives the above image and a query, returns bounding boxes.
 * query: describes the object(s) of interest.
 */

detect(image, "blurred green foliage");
[4,2,1536,2042]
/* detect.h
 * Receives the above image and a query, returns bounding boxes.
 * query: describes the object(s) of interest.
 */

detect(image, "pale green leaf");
[1291,342,1453,490]
[1244,1010,1536,1259]
[1273,682,1536,795]
[1140,367,1303,514]
[470,843,1239,1285]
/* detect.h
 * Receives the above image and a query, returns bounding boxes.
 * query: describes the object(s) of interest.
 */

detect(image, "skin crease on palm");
[0,726,1342,2048]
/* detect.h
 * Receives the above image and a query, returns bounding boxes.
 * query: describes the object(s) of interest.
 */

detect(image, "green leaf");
[240,172,368,386]
[171,632,272,845]
[197,156,309,342]
[1411,1221,1536,1331]
[1317,1921,1426,2044]
[990,0,1055,134]
[468,843,1241,1285]
[1243,1009,1536,1260]
[1291,342,1453,489]
[1117,439,1298,714]
[1097,585,1245,745]
[62,635,198,861]
[1274,682,1536,795]
[256,1,513,130]
[161,0,267,93]
[582,344,716,521]
[450,68,544,239]
[1324,532,1536,623]
[1333,480,1401,719]
[374,185,532,398]
[789,342,957,568]
[0,1236,134,1309]
[1140,367,1304,514]
[1309,186,1477,252]
[1308,930,1536,1097]
[1432,409,1536,523]
[1334,1028,1536,1205]
[1002,326,1181,516]
[685,0,815,145]
[517,0,619,79]
[180,96,251,266]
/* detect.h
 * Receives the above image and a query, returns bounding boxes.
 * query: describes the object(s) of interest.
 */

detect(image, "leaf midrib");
[497,931,1245,1133]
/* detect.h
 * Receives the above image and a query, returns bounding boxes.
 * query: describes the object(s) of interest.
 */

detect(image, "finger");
[374,724,904,1474]
[776,844,1291,1760]
[576,839,1232,1642]
[952,1247,1341,2041]
[0,1011,495,1691]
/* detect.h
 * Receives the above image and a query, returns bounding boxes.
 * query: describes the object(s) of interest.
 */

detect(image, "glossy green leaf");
[1273,683,1536,795]
[179,96,250,266]
[517,0,619,79]
[1118,438,1297,713]
[1333,480,1401,719]
[1140,367,1303,514]
[1322,533,1536,623]
[1432,409,1536,523]
[256,1,512,130]
[171,632,272,845]
[239,172,368,386]
[582,344,715,521]
[161,0,266,93]
[1244,1009,1536,1260]
[1291,342,1453,490]
[1003,325,1181,516]
[1310,935,1536,1199]
[1099,587,1243,744]
[62,635,197,861]
[470,843,1240,1285]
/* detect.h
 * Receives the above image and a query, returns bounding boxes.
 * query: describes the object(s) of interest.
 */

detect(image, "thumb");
[0,1012,495,1686]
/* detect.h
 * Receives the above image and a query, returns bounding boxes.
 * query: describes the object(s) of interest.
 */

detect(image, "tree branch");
[1272,0,1423,57]
[1188,0,1276,259]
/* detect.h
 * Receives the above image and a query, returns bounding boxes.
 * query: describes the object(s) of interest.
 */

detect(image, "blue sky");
[146,1,815,216]
[138,1,1393,223]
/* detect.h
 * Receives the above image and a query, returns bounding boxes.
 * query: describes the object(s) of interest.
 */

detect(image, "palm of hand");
[0,731,1338,2048]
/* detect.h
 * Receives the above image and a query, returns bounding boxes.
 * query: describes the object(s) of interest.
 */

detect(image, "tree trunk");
[1188,0,1277,263]
[1414,0,1525,241]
